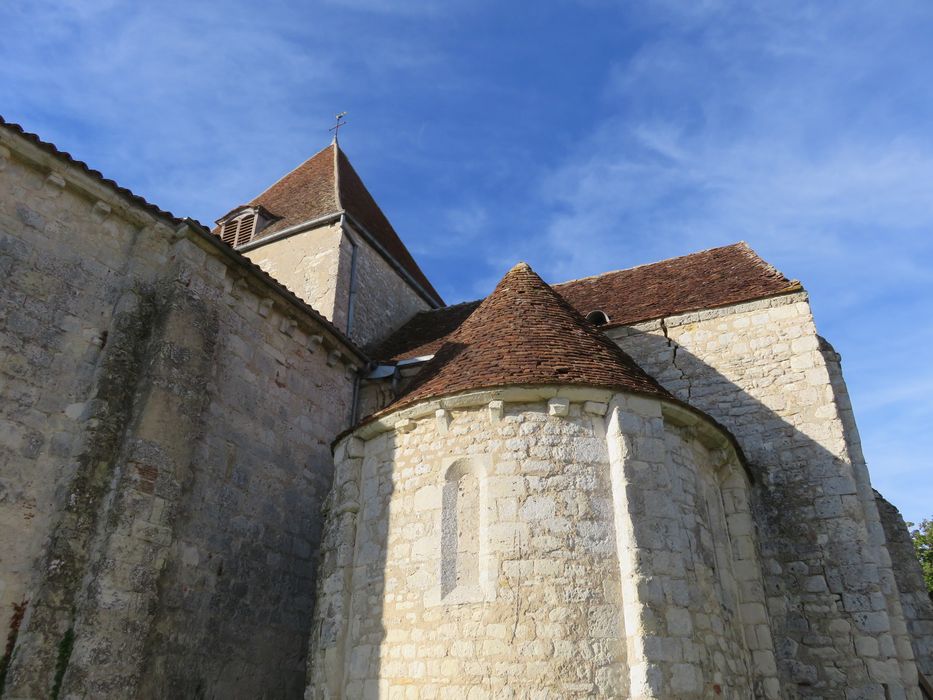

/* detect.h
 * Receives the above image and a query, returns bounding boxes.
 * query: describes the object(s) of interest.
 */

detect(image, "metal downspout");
[349,367,362,427]
[342,213,360,337]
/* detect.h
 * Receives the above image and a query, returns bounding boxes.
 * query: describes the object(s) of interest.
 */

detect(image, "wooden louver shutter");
[220,219,238,246]
[235,213,256,247]
[219,211,258,248]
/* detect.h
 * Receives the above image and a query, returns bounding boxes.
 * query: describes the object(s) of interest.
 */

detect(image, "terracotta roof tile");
[219,142,443,305]
[372,243,798,361]
[385,262,669,412]
[247,144,339,237]
[554,242,796,327]
[366,299,481,359]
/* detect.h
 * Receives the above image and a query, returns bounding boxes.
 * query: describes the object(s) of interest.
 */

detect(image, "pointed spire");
[229,137,442,305]
[329,112,348,144]
[388,262,669,411]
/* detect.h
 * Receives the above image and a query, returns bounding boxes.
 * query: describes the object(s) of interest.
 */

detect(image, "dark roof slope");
[247,144,339,237]
[373,242,798,361]
[367,299,481,359]
[385,262,669,412]
[335,149,442,304]
[554,242,796,326]
[222,142,442,305]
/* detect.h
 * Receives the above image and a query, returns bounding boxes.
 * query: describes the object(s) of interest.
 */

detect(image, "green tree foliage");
[909,518,933,594]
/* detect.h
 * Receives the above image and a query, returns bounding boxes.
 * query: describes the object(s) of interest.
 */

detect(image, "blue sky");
[1,0,931,522]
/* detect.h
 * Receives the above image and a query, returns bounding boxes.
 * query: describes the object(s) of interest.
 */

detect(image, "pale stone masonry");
[311,389,779,698]
[0,122,362,697]
[0,115,930,699]
[242,217,431,349]
[606,295,928,698]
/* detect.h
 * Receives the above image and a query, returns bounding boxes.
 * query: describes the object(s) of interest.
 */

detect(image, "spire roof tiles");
[228,143,443,305]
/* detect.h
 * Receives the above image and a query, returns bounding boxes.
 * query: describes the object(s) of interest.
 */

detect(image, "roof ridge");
[552,241,754,288]
[417,298,482,315]
[735,240,799,287]
[419,242,784,311]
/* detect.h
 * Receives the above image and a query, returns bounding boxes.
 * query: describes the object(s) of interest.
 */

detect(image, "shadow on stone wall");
[619,327,930,698]
[5,277,347,700]
[320,328,933,697]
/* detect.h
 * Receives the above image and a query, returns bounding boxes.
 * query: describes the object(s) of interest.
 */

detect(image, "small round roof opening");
[586,310,610,327]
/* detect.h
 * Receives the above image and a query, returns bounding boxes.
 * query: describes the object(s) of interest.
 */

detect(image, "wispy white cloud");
[531,3,933,281]
[0,0,450,225]
[515,1,933,520]
[2,0,930,520]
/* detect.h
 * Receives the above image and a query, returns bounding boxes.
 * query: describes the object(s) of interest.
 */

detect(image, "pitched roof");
[554,242,796,327]
[335,149,443,305]
[366,298,482,359]
[246,144,339,237]
[223,142,443,305]
[370,242,799,361]
[384,262,669,412]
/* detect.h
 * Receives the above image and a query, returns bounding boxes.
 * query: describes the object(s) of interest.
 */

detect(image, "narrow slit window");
[441,461,480,598]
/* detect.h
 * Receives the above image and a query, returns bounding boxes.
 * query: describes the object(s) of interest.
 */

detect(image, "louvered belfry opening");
[219,210,257,248]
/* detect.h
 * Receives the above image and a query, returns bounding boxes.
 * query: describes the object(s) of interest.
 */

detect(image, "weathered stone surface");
[310,392,777,698]
[2,117,930,700]
[245,223,347,329]
[245,219,430,349]
[876,493,933,681]
[608,294,925,697]
[0,127,357,698]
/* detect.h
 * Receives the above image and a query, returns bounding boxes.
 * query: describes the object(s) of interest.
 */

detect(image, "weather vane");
[329,112,348,143]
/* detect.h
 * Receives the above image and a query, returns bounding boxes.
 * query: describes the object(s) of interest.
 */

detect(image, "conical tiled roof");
[221,143,443,304]
[387,262,670,411]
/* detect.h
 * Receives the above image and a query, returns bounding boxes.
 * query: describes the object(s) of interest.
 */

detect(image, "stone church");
[0,115,930,699]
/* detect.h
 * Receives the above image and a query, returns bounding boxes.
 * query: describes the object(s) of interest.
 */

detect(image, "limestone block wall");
[0,140,169,662]
[876,494,933,682]
[341,221,431,351]
[0,130,360,698]
[608,293,925,697]
[244,222,346,327]
[307,387,776,699]
[244,220,432,351]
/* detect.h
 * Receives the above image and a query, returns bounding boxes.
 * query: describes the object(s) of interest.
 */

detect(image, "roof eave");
[332,382,755,484]
[0,117,369,365]
[342,211,444,308]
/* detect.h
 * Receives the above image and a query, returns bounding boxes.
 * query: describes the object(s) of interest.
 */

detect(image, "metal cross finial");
[329,112,348,143]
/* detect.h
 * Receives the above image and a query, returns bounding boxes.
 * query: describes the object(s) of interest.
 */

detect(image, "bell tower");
[214,141,443,348]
